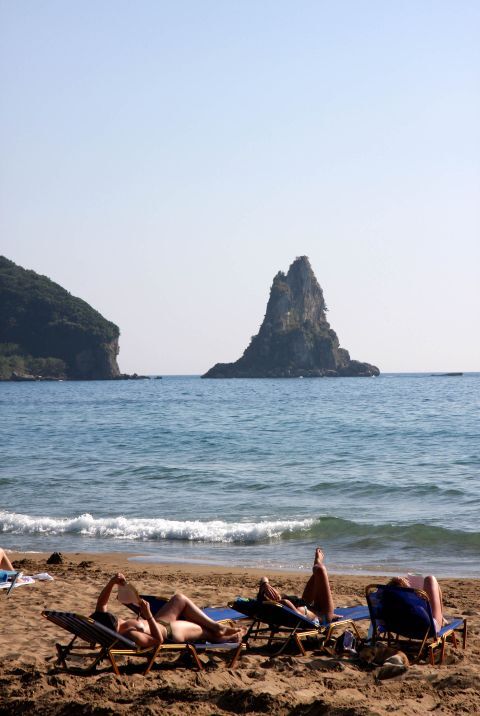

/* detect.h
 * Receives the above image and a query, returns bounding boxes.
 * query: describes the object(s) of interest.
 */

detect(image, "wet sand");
[0,551,479,715]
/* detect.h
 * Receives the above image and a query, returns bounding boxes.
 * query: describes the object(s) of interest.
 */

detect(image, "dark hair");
[90,610,118,632]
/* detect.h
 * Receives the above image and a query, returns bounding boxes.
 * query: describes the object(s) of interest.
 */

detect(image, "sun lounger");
[43,610,160,675]
[230,597,369,655]
[42,609,244,675]
[365,583,467,664]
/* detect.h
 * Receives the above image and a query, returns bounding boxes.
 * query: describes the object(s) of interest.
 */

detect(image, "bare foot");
[256,577,268,601]
[214,625,245,643]
[310,608,342,623]
[313,547,324,566]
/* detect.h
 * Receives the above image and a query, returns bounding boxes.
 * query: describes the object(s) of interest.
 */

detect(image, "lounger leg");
[267,629,276,648]
[463,622,467,649]
[412,633,431,664]
[243,620,259,648]
[267,632,293,656]
[228,643,243,669]
[55,643,69,668]
[186,644,204,670]
[55,636,77,667]
[294,634,306,656]
[142,645,162,676]
[54,643,107,674]
[106,650,121,676]
[441,638,447,665]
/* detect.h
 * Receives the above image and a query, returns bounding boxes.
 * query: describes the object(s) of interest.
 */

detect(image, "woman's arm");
[139,598,163,644]
[125,629,162,649]
[96,573,126,612]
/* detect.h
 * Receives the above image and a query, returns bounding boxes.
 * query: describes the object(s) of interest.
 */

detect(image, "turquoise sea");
[1,374,479,577]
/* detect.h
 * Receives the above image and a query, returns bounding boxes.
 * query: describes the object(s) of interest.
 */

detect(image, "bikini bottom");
[283,595,334,626]
[156,618,174,642]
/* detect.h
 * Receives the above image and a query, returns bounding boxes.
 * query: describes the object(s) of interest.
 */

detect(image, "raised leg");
[301,548,338,622]
[0,549,14,571]
[423,576,443,630]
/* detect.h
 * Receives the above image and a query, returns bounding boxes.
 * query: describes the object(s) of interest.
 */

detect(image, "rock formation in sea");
[203,256,380,378]
[0,256,121,380]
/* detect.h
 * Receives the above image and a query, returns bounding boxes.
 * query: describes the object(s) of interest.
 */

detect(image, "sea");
[1,374,479,578]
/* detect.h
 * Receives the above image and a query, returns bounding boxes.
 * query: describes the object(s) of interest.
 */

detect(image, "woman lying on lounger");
[257,547,341,625]
[92,573,244,648]
[388,574,446,630]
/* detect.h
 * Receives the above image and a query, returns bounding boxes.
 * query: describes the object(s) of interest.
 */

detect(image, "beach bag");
[335,629,358,655]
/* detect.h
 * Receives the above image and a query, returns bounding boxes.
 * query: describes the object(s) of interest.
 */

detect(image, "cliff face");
[0,256,121,380]
[70,338,121,380]
[203,256,379,378]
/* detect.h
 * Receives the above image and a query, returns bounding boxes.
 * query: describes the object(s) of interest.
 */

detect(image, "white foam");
[0,510,313,544]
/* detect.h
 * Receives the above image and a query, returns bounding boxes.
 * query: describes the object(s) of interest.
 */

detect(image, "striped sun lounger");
[42,609,244,675]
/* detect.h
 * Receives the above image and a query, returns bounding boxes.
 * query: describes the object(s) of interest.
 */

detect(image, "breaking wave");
[0,510,314,544]
[1,510,479,551]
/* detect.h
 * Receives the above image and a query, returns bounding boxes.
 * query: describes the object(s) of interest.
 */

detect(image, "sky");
[1,1,479,374]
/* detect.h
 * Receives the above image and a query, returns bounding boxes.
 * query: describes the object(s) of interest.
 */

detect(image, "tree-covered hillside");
[0,256,120,380]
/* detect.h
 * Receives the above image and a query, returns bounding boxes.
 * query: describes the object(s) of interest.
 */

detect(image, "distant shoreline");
[1,371,478,382]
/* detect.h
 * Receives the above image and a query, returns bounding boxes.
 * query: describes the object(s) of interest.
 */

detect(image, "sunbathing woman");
[257,547,340,624]
[93,573,245,649]
[388,575,445,630]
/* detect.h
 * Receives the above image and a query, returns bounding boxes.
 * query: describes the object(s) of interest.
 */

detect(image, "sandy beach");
[1,551,479,715]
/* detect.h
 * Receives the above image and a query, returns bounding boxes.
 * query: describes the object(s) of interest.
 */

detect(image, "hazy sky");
[1,1,479,374]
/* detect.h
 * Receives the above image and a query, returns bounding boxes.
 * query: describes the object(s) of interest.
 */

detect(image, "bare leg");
[301,548,339,622]
[169,620,207,643]
[423,576,444,629]
[302,546,324,603]
[155,593,244,641]
[259,550,339,623]
[169,619,243,643]
[0,549,14,571]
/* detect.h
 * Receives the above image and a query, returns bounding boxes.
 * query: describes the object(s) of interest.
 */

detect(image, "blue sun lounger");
[366,583,467,664]
[230,597,370,655]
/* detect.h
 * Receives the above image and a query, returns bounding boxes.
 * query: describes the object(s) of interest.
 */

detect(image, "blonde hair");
[388,576,410,588]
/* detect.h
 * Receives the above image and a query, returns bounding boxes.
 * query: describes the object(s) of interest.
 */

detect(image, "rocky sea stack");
[203,256,379,378]
[0,256,121,380]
